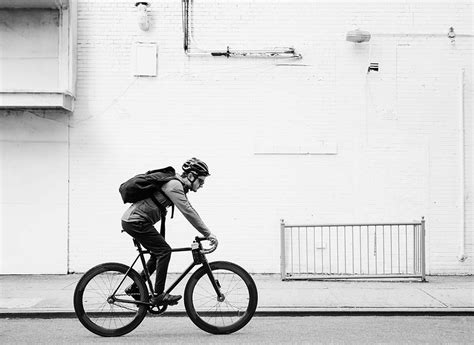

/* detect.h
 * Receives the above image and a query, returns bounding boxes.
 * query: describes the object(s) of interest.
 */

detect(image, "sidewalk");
[0,274,473,317]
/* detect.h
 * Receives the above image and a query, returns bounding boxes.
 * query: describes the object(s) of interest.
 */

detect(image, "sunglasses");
[190,173,206,186]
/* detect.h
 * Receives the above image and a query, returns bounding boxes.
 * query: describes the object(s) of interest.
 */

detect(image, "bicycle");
[73,236,258,337]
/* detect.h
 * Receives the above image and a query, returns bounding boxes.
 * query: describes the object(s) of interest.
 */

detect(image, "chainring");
[148,304,168,315]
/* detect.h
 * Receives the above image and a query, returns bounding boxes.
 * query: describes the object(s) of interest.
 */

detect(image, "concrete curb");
[2,309,473,319]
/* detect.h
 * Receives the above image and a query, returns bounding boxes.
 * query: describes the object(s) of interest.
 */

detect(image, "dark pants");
[121,220,171,295]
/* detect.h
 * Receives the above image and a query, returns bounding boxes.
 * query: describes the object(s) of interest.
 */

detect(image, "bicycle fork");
[201,258,226,302]
[188,241,225,301]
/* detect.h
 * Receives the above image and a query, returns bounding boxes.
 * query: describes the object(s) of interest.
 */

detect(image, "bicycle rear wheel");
[184,261,258,334]
[73,262,148,337]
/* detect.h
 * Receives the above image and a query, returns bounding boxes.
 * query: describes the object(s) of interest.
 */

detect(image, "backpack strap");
[160,210,167,238]
[149,177,184,238]
[150,194,167,238]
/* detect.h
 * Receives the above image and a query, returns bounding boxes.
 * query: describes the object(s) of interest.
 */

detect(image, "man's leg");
[123,221,156,280]
[142,231,171,295]
[122,221,171,292]
[144,254,158,280]
[121,220,180,305]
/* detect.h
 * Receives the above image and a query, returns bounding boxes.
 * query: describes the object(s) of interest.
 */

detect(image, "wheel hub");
[217,294,225,302]
[107,296,115,304]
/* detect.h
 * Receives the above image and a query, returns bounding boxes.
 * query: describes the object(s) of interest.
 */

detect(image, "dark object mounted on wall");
[368,62,379,73]
[448,27,456,43]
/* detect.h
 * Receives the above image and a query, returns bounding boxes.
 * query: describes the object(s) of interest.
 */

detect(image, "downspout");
[458,68,467,262]
[182,0,189,53]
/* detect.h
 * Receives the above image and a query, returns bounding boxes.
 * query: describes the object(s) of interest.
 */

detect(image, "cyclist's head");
[182,158,209,192]
[182,157,210,177]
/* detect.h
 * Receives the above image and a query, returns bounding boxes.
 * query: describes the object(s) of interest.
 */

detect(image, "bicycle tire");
[184,261,258,334]
[73,262,148,337]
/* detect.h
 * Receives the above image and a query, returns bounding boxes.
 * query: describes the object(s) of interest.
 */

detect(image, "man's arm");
[161,180,212,237]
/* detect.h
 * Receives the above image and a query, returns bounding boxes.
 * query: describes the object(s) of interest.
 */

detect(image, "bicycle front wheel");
[184,261,258,334]
[73,262,148,337]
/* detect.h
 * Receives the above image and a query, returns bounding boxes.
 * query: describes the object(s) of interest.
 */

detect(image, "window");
[0,0,76,111]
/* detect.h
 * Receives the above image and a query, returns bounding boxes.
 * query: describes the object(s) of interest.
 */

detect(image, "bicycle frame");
[112,238,223,306]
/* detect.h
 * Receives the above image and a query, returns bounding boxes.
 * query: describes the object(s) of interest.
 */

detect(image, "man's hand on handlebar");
[207,233,218,247]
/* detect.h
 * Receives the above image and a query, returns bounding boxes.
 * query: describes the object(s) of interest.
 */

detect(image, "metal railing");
[280,218,426,281]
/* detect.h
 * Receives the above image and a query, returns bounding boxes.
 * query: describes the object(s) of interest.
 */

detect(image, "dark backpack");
[119,166,177,204]
[119,166,179,238]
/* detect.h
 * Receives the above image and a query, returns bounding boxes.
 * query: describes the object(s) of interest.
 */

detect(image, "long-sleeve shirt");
[121,175,211,237]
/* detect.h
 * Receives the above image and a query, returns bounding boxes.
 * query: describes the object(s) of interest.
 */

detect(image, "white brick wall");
[1,0,472,274]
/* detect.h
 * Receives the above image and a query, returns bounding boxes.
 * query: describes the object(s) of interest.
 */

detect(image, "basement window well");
[0,0,76,111]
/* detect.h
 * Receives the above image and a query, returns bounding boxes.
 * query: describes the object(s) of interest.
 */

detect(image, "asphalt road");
[1,316,473,344]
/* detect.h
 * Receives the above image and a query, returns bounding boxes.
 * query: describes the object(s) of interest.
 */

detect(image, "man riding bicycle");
[121,157,217,306]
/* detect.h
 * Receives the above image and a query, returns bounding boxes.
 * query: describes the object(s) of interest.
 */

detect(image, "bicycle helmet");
[182,157,210,176]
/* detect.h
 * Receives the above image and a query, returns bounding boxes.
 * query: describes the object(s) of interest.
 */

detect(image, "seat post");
[133,239,143,252]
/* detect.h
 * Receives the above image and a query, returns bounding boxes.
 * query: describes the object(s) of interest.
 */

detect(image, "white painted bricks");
[0,1,472,274]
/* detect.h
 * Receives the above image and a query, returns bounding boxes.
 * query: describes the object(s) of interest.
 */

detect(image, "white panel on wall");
[132,42,157,77]
[254,140,338,155]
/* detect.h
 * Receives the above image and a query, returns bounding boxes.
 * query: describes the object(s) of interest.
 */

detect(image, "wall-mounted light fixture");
[135,2,150,31]
[346,29,371,43]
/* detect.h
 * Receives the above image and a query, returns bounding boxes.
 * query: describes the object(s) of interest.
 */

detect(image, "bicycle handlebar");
[195,236,218,254]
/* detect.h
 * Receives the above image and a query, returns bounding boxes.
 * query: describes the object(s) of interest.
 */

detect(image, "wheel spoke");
[114,302,140,313]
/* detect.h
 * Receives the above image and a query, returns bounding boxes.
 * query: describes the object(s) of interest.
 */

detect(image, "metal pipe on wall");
[458,68,468,262]
[280,219,286,280]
